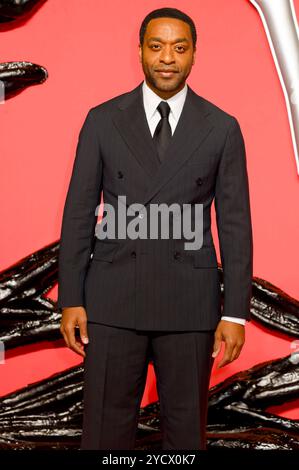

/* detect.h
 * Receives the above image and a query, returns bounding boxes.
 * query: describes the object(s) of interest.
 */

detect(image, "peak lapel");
[112,82,161,177]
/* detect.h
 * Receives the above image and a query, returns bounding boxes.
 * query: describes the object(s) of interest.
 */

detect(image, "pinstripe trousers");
[80,320,215,450]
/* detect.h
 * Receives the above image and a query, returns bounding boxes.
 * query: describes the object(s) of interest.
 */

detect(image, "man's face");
[139,17,196,99]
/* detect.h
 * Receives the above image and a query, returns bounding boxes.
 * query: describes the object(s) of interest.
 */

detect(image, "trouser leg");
[151,329,215,450]
[80,321,150,450]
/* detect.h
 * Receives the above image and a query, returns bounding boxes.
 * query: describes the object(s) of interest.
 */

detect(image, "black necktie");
[153,101,172,162]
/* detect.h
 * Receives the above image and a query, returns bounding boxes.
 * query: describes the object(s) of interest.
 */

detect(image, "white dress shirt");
[142,79,246,326]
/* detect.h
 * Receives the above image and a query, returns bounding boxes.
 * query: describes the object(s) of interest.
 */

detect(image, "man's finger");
[217,340,235,368]
[61,329,70,348]
[231,343,243,362]
[65,325,86,357]
[78,319,89,345]
[212,334,222,358]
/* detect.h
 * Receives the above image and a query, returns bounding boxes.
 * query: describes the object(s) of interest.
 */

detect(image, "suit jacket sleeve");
[57,108,102,310]
[214,116,253,321]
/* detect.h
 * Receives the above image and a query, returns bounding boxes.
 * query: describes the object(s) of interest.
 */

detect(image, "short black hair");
[139,7,197,49]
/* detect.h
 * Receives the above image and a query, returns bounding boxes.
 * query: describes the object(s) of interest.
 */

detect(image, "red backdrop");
[1,0,298,419]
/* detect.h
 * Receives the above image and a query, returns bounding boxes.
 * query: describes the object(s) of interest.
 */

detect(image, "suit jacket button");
[173,251,181,260]
[196,177,203,186]
[131,251,136,258]
[117,171,123,179]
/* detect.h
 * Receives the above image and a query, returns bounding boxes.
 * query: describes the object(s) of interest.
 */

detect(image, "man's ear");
[192,49,196,65]
[138,44,142,63]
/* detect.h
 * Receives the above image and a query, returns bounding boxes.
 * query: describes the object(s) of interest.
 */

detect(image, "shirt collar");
[142,79,188,122]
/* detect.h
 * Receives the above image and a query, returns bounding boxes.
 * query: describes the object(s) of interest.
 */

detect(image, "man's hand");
[60,306,89,358]
[212,320,245,369]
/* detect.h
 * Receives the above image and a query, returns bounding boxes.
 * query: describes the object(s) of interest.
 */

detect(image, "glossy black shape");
[251,275,299,337]
[0,61,48,99]
[0,240,60,348]
[207,353,299,449]
[0,0,45,23]
[220,266,299,338]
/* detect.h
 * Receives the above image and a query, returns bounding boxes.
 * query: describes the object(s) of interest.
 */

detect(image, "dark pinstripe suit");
[57,81,253,449]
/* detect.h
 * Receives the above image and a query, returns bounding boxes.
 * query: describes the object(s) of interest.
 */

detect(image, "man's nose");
[159,46,175,63]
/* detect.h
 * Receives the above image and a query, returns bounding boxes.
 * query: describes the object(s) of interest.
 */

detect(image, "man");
[57,7,253,450]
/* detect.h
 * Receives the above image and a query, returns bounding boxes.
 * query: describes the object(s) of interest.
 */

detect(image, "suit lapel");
[112,81,214,207]
[112,81,161,177]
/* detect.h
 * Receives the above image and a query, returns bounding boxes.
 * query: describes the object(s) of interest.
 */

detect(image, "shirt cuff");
[221,316,246,325]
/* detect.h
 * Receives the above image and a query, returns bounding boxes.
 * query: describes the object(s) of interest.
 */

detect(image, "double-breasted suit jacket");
[57,81,253,331]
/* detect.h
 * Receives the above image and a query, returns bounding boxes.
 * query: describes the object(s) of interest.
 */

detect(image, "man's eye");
[150,44,185,52]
